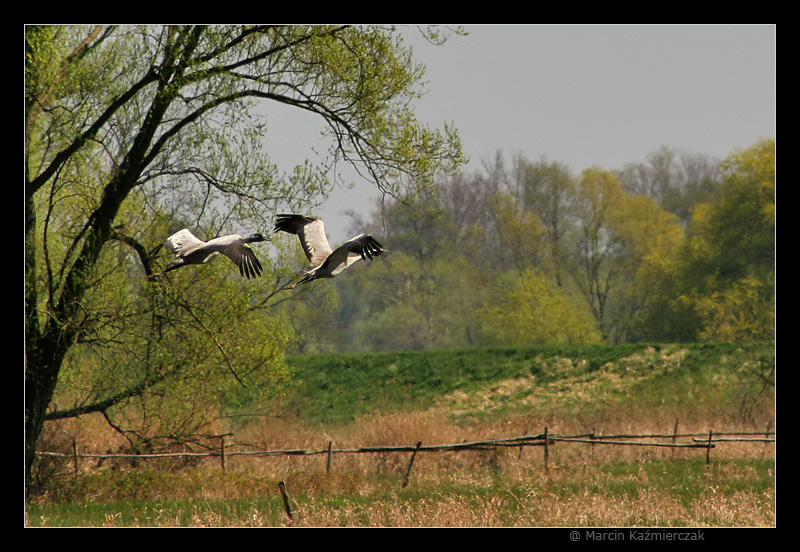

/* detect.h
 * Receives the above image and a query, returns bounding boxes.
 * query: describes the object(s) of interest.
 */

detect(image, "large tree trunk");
[24,37,179,491]
[25,332,68,491]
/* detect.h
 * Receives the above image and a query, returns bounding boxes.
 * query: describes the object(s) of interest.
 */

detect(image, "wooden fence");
[36,423,775,519]
[38,425,775,478]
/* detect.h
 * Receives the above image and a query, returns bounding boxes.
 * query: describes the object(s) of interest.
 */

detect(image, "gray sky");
[268,24,776,242]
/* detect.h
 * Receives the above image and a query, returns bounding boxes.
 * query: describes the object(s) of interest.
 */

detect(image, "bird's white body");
[275,214,385,288]
[161,229,265,279]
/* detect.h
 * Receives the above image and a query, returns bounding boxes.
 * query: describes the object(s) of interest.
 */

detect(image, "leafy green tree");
[51,256,294,447]
[677,138,775,341]
[515,156,576,286]
[693,276,775,342]
[488,192,546,273]
[273,277,341,354]
[349,252,487,351]
[568,168,626,339]
[569,167,685,342]
[331,193,493,351]
[25,25,463,489]
[479,269,602,346]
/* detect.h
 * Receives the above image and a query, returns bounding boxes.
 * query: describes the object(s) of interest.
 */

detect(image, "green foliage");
[343,252,486,351]
[479,269,602,346]
[676,138,775,342]
[308,138,773,351]
[53,239,295,442]
[693,276,775,342]
[567,167,687,342]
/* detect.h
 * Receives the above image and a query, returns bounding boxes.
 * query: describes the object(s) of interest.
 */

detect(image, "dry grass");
[29,347,775,528]
[28,405,774,527]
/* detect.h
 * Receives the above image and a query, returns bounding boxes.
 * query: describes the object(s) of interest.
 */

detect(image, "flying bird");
[275,214,386,289]
[154,228,266,279]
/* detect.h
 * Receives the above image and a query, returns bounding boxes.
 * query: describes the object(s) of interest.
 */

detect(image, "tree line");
[278,139,775,353]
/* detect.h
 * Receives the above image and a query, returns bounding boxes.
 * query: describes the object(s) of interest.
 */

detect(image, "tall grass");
[26,452,775,527]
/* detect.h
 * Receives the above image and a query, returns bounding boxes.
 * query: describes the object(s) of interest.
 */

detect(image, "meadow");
[25,343,775,527]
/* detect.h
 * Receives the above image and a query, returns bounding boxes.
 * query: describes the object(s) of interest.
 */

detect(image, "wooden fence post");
[72,439,79,475]
[326,441,333,476]
[402,441,422,488]
[763,421,772,458]
[672,419,679,458]
[544,427,550,473]
[220,435,227,472]
[706,429,714,465]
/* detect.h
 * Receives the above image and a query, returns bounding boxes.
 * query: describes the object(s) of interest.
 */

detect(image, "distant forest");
[277,138,775,353]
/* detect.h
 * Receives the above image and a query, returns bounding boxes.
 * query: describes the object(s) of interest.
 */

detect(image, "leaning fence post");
[402,441,422,488]
[326,441,333,476]
[278,481,293,520]
[706,429,714,465]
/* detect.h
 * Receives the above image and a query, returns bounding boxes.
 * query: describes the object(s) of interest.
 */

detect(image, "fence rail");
[37,427,775,479]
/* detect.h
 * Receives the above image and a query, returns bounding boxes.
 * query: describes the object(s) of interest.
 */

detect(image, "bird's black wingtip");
[273,213,298,234]
[274,214,319,234]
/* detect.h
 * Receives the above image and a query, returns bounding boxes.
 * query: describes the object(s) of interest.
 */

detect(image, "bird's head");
[246,233,267,243]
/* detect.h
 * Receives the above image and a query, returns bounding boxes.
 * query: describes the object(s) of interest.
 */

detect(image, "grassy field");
[26,343,775,527]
